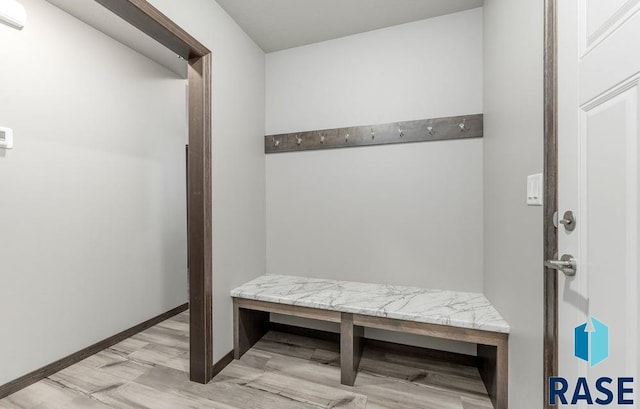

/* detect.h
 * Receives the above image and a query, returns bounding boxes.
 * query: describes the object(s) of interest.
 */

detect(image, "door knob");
[545,254,577,276]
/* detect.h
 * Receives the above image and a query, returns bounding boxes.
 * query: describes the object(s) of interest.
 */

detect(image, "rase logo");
[549,317,635,406]
[574,317,609,367]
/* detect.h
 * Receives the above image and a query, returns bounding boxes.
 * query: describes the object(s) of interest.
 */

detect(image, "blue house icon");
[574,317,609,367]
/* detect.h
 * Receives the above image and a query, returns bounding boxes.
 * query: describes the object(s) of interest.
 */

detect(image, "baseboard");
[212,350,234,377]
[364,338,479,368]
[0,303,188,400]
[270,322,479,367]
[270,322,340,343]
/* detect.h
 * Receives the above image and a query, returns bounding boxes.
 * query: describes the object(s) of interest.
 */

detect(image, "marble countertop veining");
[231,275,510,334]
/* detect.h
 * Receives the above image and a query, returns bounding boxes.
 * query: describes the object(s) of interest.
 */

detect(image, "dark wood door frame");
[543,0,558,407]
[95,0,213,384]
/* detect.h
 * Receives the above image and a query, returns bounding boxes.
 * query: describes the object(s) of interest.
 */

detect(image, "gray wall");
[0,0,266,386]
[0,0,187,384]
[483,0,544,407]
[265,8,483,355]
[0,1,545,398]
[266,8,484,293]
[148,0,266,362]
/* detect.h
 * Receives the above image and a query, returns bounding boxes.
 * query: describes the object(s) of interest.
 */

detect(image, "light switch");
[527,173,543,206]
[0,127,14,149]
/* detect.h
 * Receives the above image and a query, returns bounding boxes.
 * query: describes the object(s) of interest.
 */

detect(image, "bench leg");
[340,312,364,386]
[478,338,509,409]
[495,340,508,409]
[233,300,270,360]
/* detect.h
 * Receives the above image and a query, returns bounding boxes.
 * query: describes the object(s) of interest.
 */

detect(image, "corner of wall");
[482,0,545,407]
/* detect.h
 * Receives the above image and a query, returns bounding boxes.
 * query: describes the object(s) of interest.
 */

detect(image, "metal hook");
[296,134,302,145]
[459,118,466,132]
[272,136,280,147]
[320,133,326,144]
[371,128,375,140]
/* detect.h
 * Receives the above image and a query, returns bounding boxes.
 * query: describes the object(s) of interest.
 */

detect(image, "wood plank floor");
[0,310,493,409]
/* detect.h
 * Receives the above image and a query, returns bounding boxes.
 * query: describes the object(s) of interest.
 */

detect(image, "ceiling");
[215,0,483,53]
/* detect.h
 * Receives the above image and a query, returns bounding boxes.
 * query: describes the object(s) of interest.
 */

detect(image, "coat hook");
[296,134,302,145]
[272,136,280,147]
[427,126,434,135]
[371,128,375,140]
[459,118,467,132]
[345,133,350,143]
[399,128,404,138]
[320,133,326,144]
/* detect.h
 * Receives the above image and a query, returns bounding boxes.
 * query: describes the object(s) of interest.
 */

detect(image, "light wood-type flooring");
[0,310,493,409]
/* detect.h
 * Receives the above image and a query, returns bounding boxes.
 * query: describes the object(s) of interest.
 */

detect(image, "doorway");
[94,0,214,384]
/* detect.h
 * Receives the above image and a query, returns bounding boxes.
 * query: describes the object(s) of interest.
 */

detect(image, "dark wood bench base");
[340,312,364,386]
[233,305,269,360]
[233,298,508,409]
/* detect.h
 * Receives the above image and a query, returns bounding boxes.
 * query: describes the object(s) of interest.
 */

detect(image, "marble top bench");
[231,275,510,409]
[230,274,510,334]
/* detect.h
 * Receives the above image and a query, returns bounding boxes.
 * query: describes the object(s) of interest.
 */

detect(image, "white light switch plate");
[0,127,14,149]
[527,173,543,206]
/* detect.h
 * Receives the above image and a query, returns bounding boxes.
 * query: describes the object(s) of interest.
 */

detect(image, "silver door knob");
[545,254,577,276]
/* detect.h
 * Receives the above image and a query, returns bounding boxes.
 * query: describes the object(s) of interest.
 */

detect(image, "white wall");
[147,0,266,362]
[265,8,483,354]
[0,0,187,384]
[483,0,544,407]
[266,8,483,292]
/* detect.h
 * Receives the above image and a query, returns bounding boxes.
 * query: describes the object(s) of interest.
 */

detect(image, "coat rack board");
[265,114,483,154]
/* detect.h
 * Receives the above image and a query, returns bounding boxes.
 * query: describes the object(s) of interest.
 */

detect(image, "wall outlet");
[527,173,543,206]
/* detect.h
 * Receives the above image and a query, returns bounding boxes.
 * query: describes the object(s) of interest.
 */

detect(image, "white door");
[557,0,640,407]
